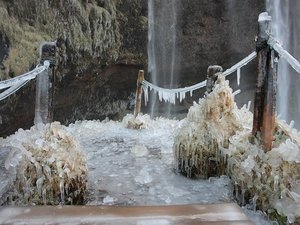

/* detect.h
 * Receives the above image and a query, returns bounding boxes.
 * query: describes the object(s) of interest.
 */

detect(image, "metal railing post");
[34,42,56,125]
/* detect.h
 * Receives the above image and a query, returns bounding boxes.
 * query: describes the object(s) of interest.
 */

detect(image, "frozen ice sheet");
[0,115,274,224]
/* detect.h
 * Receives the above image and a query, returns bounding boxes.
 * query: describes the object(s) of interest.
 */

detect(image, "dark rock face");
[175,0,265,107]
[0,32,9,73]
[0,0,265,136]
[0,0,147,136]
[145,0,265,115]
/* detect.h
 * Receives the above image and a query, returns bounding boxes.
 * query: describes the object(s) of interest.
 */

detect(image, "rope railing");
[268,35,300,74]
[0,42,56,126]
[0,61,50,90]
[141,51,257,104]
[0,80,30,101]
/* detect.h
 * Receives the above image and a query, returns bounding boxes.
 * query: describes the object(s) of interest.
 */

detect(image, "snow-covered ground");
[0,114,276,224]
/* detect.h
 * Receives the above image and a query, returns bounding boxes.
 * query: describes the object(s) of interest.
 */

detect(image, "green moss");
[0,0,121,78]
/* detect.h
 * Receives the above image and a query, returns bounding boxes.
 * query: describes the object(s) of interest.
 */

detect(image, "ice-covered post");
[206,65,223,93]
[134,70,145,117]
[252,12,277,151]
[34,42,56,125]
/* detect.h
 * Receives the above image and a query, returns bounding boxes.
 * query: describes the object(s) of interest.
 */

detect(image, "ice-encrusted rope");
[0,61,50,101]
[142,51,257,104]
[268,36,300,74]
[0,61,50,90]
[0,80,30,101]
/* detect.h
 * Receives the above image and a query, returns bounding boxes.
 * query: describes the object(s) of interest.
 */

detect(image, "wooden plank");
[0,203,254,225]
[261,50,277,150]
[252,49,268,136]
[252,12,277,151]
[252,12,272,137]
[134,70,145,117]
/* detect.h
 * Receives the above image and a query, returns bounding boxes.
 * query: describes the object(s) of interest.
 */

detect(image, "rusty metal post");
[206,65,223,93]
[34,42,56,125]
[133,70,145,117]
[252,12,277,151]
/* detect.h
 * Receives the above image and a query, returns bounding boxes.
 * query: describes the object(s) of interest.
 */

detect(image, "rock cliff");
[0,0,147,135]
[0,0,264,136]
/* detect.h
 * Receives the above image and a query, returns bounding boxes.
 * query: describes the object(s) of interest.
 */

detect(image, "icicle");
[237,68,241,86]
[60,179,65,204]
[232,89,241,97]
[252,194,258,211]
[142,85,149,106]
[34,162,43,179]
[158,90,163,102]
[42,188,47,205]
[36,176,44,196]
[43,165,52,180]
[247,101,252,111]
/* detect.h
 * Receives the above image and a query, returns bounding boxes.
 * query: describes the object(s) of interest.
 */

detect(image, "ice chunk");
[131,145,149,157]
[272,139,300,163]
[241,155,256,174]
[4,148,23,170]
[103,195,115,205]
[135,167,153,184]
[258,12,272,22]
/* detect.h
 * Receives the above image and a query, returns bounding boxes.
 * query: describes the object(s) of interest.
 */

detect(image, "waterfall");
[148,0,178,116]
[267,0,300,129]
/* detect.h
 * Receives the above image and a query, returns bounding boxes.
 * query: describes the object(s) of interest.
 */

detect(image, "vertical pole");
[252,12,277,151]
[261,50,278,150]
[34,42,56,125]
[134,70,145,117]
[252,12,271,136]
[206,65,223,93]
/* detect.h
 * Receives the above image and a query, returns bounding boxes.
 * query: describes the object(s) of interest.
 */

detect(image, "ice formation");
[1,122,87,205]
[174,74,245,178]
[174,74,300,224]
[0,114,277,224]
[227,119,300,224]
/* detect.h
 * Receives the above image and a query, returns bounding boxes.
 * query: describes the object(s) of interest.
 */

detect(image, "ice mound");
[174,74,300,223]
[228,119,300,224]
[174,75,248,178]
[2,122,87,205]
[123,113,150,129]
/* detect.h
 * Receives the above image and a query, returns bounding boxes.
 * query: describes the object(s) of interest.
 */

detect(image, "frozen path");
[0,115,274,224]
[66,115,232,206]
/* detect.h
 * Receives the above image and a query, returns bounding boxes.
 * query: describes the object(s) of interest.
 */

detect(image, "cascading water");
[267,0,300,129]
[148,0,178,116]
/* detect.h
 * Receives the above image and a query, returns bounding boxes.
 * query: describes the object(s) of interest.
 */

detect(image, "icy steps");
[0,203,254,225]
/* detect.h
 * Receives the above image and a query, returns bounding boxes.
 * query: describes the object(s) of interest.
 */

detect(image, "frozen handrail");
[142,80,207,104]
[141,52,257,104]
[0,80,30,101]
[0,61,50,90]
[268,36,300,74]
[223,51,257,77]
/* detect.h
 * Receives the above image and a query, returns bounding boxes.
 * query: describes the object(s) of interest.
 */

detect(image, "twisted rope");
[0,61,50,90]
[268,36,300,74]
[0,61,50,101]
[142,51,257,104]
[0,80,30,101]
